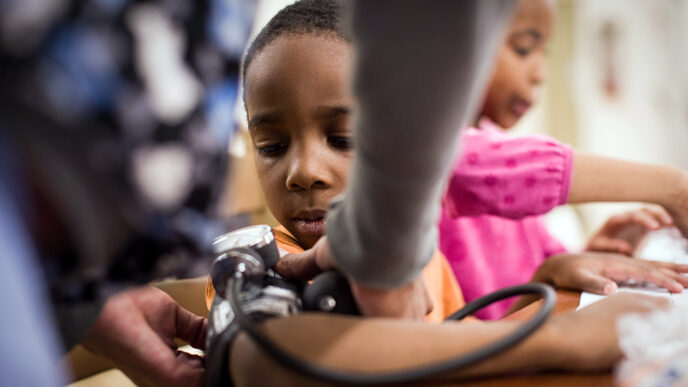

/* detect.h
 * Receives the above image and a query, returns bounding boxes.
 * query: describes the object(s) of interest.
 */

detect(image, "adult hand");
[275,236,433,319]
[81,286,207,387]
[586,206,673,255]
[532,252,688,295]
[546,292,669,371]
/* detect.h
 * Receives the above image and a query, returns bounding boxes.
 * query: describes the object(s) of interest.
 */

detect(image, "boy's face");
[244,34,353,249]
[480,0,553,129]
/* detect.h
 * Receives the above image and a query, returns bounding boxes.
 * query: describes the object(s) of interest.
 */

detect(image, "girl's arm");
[444,125,574,219]
[570,153,688,234]
[443,128,688,227]
[229,293,666,386]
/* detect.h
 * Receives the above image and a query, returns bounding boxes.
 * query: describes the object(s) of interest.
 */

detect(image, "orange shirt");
[205,226,466,322]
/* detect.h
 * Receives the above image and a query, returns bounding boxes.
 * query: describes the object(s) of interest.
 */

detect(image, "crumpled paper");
[615,305,688,387]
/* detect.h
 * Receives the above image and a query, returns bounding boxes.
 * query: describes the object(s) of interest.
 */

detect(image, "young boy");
[204,0,465,322]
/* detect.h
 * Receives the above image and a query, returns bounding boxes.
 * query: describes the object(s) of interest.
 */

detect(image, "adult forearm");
[326,0,515,288]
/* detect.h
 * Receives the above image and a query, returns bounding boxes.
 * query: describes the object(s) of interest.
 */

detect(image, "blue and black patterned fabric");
[0,0,255,346]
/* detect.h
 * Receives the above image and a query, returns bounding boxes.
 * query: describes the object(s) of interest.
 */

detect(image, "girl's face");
[480,0,553,129]
[244,34,353,248]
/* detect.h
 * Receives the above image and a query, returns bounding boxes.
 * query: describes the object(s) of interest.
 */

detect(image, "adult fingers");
[154,353,205,387]
[176,350,204,369]
[171,352,206,386]
[175,306,208,350]
[122,318,198,387]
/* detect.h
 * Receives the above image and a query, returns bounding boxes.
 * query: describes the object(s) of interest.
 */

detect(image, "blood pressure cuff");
[206,295,242,387]
[205,295,281,387]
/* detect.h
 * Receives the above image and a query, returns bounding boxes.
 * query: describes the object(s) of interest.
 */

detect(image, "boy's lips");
[292,209,327,236]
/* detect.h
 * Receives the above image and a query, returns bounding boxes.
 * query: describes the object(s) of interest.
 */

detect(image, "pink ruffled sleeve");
[444,120,573,219]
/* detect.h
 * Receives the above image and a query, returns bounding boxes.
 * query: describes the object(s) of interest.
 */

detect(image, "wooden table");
[448,290,612,387]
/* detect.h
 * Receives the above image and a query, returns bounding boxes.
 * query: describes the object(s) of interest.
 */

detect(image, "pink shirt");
[439,119,573,320]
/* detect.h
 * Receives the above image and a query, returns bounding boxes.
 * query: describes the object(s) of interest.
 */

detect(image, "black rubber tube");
[227,274,556,385]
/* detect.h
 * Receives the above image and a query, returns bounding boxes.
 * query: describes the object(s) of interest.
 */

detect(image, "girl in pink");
[440,0,682,319]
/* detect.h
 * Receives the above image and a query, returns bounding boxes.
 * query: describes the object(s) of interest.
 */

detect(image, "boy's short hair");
[242,0,350,84]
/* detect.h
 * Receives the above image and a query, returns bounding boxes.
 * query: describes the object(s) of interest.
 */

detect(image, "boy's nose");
[285,150,330,191]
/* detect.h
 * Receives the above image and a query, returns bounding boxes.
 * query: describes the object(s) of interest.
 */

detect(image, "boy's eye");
[256,142,288,157]
[328,136,353,150]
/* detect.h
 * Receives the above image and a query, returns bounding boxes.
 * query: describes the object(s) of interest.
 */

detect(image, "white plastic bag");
[615,306,688,387]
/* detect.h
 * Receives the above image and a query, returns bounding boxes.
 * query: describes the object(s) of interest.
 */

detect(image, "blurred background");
[219,0,688,252]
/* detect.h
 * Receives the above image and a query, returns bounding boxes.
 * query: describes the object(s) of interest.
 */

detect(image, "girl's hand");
[532,252,688,295]
[586,206,673,255]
